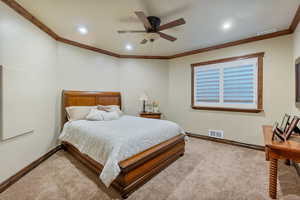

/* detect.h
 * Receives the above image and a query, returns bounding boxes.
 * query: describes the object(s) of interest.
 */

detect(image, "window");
[191,52,264,112]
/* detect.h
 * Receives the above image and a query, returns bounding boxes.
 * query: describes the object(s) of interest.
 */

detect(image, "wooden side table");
[139,112,162,119]
[263,125,300,199]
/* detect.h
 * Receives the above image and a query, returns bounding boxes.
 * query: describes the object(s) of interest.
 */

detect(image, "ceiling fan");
[117,11,186,44]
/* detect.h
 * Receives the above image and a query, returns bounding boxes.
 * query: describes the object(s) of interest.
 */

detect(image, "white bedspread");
[59,115,185,187]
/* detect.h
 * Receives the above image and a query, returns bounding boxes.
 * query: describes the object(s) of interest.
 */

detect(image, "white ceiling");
[16,0,300,56]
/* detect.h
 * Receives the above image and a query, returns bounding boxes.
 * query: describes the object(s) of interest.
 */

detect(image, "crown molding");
[169,29,292,59]
[289,5,300,32]
[119,55,170,59]
[1,0,299,60]
[57,37,120,58]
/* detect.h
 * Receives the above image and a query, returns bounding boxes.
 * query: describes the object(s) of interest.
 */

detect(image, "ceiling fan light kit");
[117,11,186,45]
[145,32,160,42]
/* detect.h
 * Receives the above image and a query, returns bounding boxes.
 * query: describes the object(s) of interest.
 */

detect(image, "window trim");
[191,52,264,113]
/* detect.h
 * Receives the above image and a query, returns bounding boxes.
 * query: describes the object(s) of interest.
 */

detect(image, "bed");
[60,90,185,198]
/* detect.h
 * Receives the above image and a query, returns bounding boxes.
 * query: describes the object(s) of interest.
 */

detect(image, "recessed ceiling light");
[222,22,232,30]
[125,44,133,51]
[77,26,88,35]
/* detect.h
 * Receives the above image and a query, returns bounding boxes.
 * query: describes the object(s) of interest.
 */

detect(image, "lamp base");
[142,100,146,113]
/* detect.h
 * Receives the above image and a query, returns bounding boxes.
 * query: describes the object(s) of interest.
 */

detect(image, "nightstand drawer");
[140,113,162,119]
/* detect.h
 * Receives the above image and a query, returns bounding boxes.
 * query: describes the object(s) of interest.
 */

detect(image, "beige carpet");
[1,138,300,200]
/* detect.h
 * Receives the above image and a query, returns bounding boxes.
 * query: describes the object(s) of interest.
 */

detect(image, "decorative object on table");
[153,101,160,113]
[279,114,290,133]
[272,122,278,140]
[285,116,300,140]
[288,115,300,135]
[139,92,149,113]
[294,125,300,135]
[145,101,153,112]
[272,122,285,141]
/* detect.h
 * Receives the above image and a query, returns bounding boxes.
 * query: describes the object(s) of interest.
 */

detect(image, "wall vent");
[208,129,224,139]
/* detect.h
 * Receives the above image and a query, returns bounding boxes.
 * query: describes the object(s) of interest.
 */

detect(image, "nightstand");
[140,112,162,119]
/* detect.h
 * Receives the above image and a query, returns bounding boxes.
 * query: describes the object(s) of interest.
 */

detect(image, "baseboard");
[0,145,62,193]
[186,132,265,151]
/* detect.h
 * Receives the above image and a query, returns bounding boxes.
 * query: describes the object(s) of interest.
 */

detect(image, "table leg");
[269,158,278,199]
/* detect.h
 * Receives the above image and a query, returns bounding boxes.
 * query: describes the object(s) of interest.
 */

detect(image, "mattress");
[59,115,185,186]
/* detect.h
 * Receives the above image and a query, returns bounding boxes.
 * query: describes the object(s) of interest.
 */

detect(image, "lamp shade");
[139,92,149,101]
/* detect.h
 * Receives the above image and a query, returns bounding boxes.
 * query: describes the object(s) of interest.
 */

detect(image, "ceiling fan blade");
[158,18,186,31]
[117,30,146,34]
[158,32,177,41]
[135,11,152,30]
[141,39,148,44]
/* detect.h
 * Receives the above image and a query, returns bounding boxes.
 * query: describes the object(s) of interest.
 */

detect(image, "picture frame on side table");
[285,116,300,140]
[279,114,290,133]
[272,122,285,141]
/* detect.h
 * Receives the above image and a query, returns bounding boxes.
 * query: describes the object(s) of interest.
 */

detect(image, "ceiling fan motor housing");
[147,16,161,32]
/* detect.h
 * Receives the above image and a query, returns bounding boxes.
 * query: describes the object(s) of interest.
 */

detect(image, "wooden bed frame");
[61,90,185,198]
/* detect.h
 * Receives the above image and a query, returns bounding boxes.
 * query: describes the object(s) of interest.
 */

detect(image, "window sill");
[191,106,263,113]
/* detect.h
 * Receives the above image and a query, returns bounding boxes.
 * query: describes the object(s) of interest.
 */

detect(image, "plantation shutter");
[223,64,256,104]
[193,56,259,110]
[195,66,220,103]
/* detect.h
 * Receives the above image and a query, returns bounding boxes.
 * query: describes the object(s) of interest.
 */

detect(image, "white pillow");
[86,109,107,121]
[98,105,122,116]
[98,105,120,111]
[66,106,97,121]
[102,111,120,121]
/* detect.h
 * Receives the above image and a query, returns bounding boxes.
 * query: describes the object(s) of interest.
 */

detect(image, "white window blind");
[195,66,220,103]
[193,57,259,110]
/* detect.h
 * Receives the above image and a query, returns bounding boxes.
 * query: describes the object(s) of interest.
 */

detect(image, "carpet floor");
[1,138,300,200]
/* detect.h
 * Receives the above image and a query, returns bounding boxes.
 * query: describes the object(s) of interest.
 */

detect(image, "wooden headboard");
[62,90,121,126]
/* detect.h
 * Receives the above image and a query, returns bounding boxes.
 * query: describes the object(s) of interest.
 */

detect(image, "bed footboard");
[62,134,185,198]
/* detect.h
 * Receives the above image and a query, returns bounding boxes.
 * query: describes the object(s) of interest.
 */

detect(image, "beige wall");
[57,43,120,92]
[0,3,58,182]
[119,59,169,116]
[294,25,300,60]
[292,23,300,172]
[167,35,294,145]
[292,25,300,115]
